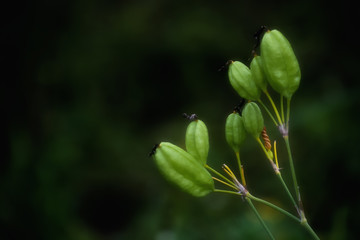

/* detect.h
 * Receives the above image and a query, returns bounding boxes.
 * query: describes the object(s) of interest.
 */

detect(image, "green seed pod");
[242,102,264,138]
[225,112,246,153]
[185,119,209,165]
[228,61,261,101]
[250,55,267,92]
[153,142,214,197]
[260,29,301,99]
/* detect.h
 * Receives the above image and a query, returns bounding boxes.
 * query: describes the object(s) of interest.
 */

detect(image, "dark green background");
[3,0,359,239]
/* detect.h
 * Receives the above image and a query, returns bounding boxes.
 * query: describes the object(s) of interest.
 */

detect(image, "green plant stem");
[250,193,320,239]
[215,190,320,240]
[302,221,320,240]
[284,98,320,240]
[283,136,301,210]
[214,190,298,222]
[247,194,300,223]
[280,95,285,124]
[256,137,271,159]
[235,152,246,187]
[205,164,236,188]
[264,90,283,125]
[256,138,299,213]
[246,197,275,240]
[214,189,240,195]
[258,99,278,126]
[276,173,299,213]
[286,97,291,126]
[214,190,275,239]
[250,194,320,239]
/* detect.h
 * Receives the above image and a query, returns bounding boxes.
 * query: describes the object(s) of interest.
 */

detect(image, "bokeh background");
[3,0,359,239]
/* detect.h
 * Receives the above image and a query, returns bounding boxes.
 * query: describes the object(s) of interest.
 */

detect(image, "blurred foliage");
[2,0,359,239]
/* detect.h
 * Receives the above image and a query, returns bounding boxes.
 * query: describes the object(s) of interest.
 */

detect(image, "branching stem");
[205,164,236,188]
[247,194,300,223]
[246,197,275,240]
[214,190,320,239]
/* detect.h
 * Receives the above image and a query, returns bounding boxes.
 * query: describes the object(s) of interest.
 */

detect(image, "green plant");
[150,27,320,239]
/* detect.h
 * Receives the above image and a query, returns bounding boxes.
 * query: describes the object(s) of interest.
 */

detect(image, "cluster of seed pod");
[228,28,300,100]
[225,101,265,152]
[151,114,214,197]
[147,26,317,240]
[151,27,300,198]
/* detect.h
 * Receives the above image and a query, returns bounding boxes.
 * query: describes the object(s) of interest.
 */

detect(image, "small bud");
[228,61,261,101]
[260,29,301,99]
[185,119,209,165]
[153,142,214,197]
[242,102,264,138]
[225,112,246,153]
[250,55,267,92]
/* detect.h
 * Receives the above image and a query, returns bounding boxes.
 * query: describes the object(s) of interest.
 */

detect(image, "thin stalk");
[247,194,300,223]
[214,189,241,195]
[246,197,275,240]
[223,164,238,181]
[283,137,301,209]
[235,152,246,187]
[205,164,236,188]
[276,173,299,213]
[256,138,278,173]
[286,97,291,127]
[216,187,320,239]
[250,193,320,240]
[302,221,320,240]
[256,137,270,159]
[215,190,298,223]
[213,177,239,191]
[284,97,319,240]
[274,141,279,169]
[280,95,285,124]
[258,99,278,126]
[264,90,283,125]
[257,137,298,214]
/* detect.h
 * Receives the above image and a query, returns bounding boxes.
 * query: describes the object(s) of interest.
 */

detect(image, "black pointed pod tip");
[218,60,234,72]
[252,25,268,54]
[149,143,160,157]
[182,113,198,121]
[233,98,246,115]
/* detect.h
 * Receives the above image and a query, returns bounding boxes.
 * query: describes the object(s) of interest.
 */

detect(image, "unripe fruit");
[225,112,246,153]
[242,102,264,138]
[260,29,301,99]
[228,61,261,101]
[250,55,267,92]
[185,119,209,165]
[153,142,214,197]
